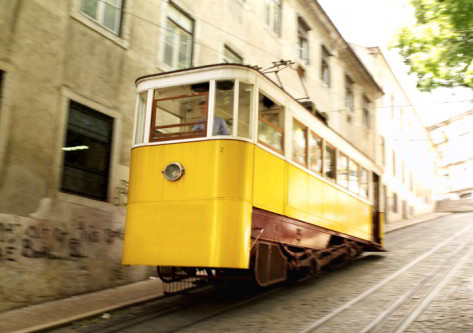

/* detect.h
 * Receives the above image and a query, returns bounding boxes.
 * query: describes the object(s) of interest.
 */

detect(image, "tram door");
[372,172,382,244]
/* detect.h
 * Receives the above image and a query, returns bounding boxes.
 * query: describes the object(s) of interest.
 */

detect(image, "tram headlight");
[162,162,184,181]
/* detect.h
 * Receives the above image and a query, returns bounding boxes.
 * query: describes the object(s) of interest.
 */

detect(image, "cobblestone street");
[50,213,473,333]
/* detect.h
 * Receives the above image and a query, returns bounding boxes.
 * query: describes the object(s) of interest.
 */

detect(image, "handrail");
[154,91,208,103]
[152,121,206,130]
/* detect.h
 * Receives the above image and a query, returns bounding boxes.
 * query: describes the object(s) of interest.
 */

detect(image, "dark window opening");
[61,101,114,201]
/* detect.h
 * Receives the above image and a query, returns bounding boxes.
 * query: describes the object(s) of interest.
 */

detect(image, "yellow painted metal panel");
[288,165,309,214]
[123,200,252,268]
[129,140,254,204]
[253,147,285,214]
[124,140,254,268]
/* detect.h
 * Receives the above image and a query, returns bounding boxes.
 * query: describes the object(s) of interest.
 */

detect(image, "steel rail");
[359,235,473,333]
[393,241,473,333]
[298,223,473,333]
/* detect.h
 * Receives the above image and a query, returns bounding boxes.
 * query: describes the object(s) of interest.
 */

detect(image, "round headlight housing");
[163,162,184,181]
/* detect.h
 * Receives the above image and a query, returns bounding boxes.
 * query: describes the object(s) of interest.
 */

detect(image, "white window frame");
[362,95,371,128]
[321,46,331,86]
[162,3,194,70]
[264,0,282,36]
[80,0,124,35]
[297,17,310,64]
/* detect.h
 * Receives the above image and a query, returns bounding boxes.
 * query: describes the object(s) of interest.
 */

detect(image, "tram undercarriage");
[156,208,384,293]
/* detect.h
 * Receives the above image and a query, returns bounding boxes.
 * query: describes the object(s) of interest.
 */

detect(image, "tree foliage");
[394,0,473,91]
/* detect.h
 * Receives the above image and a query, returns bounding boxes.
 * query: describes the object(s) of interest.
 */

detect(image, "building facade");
[350,45,439,222]
[428,110,473,199]
[0,0,382,310]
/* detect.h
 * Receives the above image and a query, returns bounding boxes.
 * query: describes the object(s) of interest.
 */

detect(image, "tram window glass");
[80,0,123,34]
[292,119,307,167]
[258,93,284,153]
[238,83,253,138]
[61,101,113,201]
[309,131,323,173]
[213,80,233,136]
[337,153,348,188]
[150,82,209,142]
[349,160,359,193]
[324,143,336,180]
[134,91,147,144]
[163,4,194,69]
[360,167,368,198]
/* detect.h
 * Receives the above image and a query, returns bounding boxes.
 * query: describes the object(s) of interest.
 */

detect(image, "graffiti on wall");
[0,206,125,263]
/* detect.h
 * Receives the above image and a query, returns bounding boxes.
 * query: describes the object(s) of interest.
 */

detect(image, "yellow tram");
[123,64,384,287]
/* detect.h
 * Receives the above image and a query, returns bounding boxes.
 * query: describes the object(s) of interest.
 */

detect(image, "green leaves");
[393,0,473,91]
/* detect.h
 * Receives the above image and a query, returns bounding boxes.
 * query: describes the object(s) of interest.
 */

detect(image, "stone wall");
[0,198,153,312]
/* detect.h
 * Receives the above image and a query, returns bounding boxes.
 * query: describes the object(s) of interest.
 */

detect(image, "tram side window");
[349,160,359,193]
[134,91,147,144]
[337,153,348,188]
[324,143,336,180]
[213,80,233,136]
[258,93,284,153]
[238,83,253,139]
[150,82,209,142]
[360,167,368,198]
[292,119,307,167]
[309,131,323,174]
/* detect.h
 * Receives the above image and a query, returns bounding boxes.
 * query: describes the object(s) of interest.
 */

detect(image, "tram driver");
[192,100,229,136]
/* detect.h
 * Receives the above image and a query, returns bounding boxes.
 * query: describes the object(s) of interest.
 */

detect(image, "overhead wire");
[94,0,473,134]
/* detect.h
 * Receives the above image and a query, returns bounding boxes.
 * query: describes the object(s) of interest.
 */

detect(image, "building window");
[392,192,398,213]
[292,119,308,167]
[392,150,396,177]
[223,45,243,64]
[380,136,385,167]
[297,17,310,64]
[362,95,371,128]
[401,161,405,184]
[309,131,323,174]
[163,3,194,69]
[337,153,348,188]
[61,101,114,201]
[345,75,354,112]
[264,0,282,36]
[321,46,331,86]
[258,93,284,153]
[391,95,395,119]
[80,0,123,34]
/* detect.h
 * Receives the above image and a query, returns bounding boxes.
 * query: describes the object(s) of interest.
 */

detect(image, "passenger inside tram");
[192,100,229,135]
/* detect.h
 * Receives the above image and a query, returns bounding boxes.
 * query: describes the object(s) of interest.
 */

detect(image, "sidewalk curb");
[11,294,166,333]
[384,213,451,234]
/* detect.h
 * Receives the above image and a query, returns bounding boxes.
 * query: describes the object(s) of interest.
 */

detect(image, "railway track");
[71,284,284,333]
[299,222,473,333]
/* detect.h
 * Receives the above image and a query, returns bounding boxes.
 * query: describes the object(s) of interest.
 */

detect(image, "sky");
[318,0,473,127]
